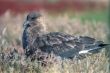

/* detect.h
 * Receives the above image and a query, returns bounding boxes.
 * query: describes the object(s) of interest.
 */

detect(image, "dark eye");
[31,17,36,20]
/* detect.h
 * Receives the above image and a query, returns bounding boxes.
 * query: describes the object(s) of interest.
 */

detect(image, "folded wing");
[29,32,105,59]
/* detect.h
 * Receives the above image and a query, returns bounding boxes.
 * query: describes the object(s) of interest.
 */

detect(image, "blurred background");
[0,0,109,73]
[0,0,108,47]
[0,0,108,14]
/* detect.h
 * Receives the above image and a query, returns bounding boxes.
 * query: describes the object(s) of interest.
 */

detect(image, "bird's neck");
[23,21,46,38]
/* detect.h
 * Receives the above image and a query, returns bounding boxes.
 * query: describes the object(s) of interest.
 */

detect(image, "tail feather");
[79,43,110,55]
[98,44,110,47]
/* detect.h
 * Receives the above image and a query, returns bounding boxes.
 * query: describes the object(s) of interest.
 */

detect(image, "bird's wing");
[32,32,100,58]
[34,32,96,46]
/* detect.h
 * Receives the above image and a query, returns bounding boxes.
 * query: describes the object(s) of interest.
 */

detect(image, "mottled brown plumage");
[22,12,109,60]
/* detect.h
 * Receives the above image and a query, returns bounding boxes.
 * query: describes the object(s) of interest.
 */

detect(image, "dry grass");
[0,11,109,73]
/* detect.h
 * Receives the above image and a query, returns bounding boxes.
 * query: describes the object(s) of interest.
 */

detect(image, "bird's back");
[31,32,104,59]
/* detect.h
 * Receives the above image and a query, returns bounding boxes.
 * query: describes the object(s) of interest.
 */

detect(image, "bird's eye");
[31,17,36,20]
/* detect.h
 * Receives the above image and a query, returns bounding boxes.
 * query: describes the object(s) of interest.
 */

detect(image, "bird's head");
[23,12,41,28]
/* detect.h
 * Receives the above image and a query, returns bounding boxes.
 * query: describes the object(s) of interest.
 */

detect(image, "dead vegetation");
[0,11,109,73]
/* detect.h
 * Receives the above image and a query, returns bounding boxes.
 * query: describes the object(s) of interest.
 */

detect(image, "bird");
[22,12,109,60]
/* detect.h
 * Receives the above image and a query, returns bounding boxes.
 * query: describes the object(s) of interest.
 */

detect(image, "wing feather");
[32,32,98,58]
